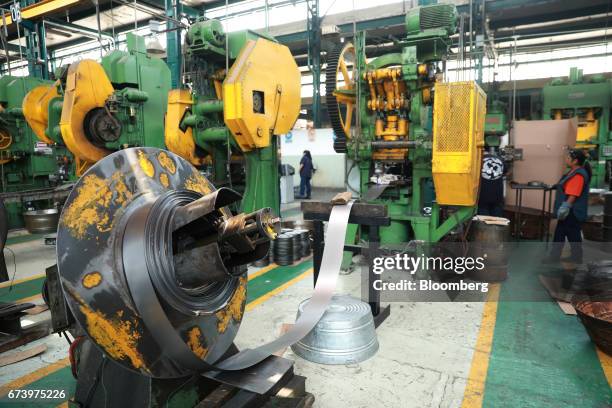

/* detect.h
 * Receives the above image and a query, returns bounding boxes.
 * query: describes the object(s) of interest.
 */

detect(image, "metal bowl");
[22,209,59,234]
[291,295,378,365]
[573,300,612,356]
[281,220,314,233]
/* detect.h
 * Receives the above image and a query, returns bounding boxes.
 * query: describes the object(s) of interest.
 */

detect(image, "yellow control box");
[432,81,486,206]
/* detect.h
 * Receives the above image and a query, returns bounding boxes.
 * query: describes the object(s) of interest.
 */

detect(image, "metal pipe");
[196,127,230,143]
[45,19,115,47]
[194,100,223,115]
[182,114,198,127]
[124,89,149,102]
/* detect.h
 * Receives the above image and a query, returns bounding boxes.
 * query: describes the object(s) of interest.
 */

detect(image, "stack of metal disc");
[291,231,301,262]
[274,231,294,266]
[296,229,311,257]
[269,239,276,264]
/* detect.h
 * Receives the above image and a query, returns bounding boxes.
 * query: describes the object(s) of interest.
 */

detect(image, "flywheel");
[326,42,357,153]
[0,129,12,150]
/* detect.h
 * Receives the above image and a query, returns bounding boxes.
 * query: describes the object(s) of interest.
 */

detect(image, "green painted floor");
[483,243,612,407]
[0,276,45,303]
[2,240,611,407]
[0,258,313,407]
[5,234,47,247]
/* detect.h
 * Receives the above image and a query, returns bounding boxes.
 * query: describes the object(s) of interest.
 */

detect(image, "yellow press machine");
[164,19,300,214]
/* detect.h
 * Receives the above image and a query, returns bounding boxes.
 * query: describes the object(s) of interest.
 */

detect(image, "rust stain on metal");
[82,272,102,288]
[158,151,176,174]
[79,304,147,371]
[159,172,169,188]
[62,174,112,239]
[186,326,208,358]
[137,150,155,178]
[216,276,247,333]
[184,170,213,195]
[61,172,133,239]
[112,172,133,205]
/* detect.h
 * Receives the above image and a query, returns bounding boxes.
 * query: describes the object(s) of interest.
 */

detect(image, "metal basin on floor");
[292,294,378,365]
[23,209,59,234]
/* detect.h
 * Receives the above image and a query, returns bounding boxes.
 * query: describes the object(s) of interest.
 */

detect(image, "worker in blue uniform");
[298,150,314,199]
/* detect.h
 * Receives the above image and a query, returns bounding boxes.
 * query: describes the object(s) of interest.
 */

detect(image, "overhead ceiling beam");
[46,18,114,40]
[0,0,82,26]
[136,0,201,17]
[46,16,150,52]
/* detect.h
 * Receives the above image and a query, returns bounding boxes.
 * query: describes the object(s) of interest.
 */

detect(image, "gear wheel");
[325,43,356,153]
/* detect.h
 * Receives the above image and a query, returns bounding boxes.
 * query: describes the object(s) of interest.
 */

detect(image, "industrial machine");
[484,99,509,149]
[543,67,612,188]
[0,75,72,229]
[326,3,486,243]
[165,19,300,215]
[23,33,171,177]
[44,147,317,407]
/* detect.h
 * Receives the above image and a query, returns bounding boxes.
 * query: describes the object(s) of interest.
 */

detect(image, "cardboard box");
[506,119,577,211]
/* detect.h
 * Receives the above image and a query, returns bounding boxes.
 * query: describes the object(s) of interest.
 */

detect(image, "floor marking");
[0,273,45,289]
[461,283,501,408]
[0,263,314,396]
[596,347,612,388]
[248,263,278,281]
[249,256,312,282]
[246,268,313,311]
[0,358,70,398]
[15,294,43,304]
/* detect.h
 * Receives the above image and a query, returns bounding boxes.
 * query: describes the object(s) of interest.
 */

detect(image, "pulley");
[83,107,122,147]
[60,59,115,174]
[57,147,279,378]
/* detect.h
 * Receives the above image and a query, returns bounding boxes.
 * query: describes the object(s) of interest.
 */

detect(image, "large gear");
[325,43,356,153]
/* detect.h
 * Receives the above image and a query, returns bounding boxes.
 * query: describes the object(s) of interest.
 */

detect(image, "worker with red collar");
[544,148,591,264]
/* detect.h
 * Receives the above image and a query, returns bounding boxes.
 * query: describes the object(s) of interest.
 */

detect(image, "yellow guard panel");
[23,83,59,144]
[224,38,301,152]
[165,89,206,166]
[60,60,114,172]
[432,81,486,206]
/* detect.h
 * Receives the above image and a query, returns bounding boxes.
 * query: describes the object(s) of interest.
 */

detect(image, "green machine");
[24,33,171,177]
[484,99,509,149]
[326,3,486,244]
[543,67,612,188]
[165,19,301,215]
[0,75,73,229]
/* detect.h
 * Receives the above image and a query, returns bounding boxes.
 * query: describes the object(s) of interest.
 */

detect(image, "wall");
[280,128,346,189]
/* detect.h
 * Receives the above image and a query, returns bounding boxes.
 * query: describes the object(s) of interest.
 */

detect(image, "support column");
[166,0,182,88]
[241,138,280,216]
[307,0,321,127]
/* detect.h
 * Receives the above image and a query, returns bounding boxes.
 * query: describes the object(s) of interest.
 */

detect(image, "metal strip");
[366,184,388,201]
[123,200,355,391]
[123,202,219,373]
[215,200,354,370]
